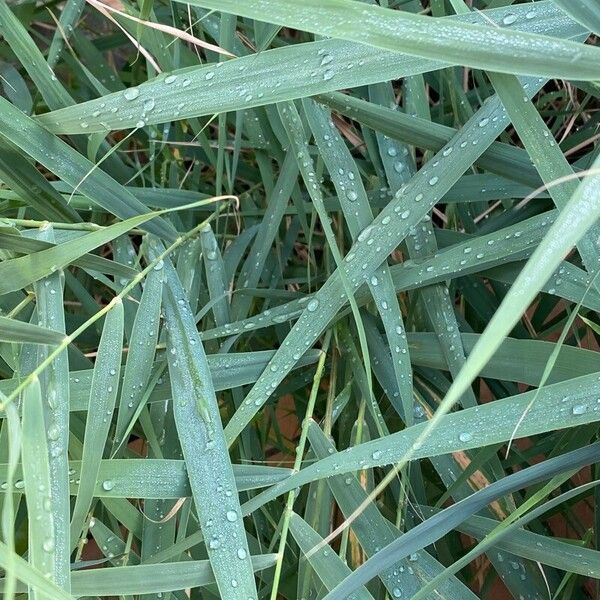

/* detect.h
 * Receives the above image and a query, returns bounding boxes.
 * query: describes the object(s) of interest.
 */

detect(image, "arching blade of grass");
[289,513,374,600]
[323,443,600,599]
[0,98,176,241]
[21,378,55,599]
[35,3,578,134]
[0,212,161,295]
[0,318,65,346]
[179,0,599,80]
[162,256,257,598]
[241,369,600,513]
[69,301,123,549]
[0,233,137,280]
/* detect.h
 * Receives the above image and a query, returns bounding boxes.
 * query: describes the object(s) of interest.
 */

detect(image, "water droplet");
[102,480,114,491]
[165,74,177,84]
[358,227,372,242]
[459,432,472,443]
[502,13,518,25]
[372,450,382,460]
[392,588,402,598]
[237,548,247,559]
[123,87,140,101]
[572,405,587,415]
[226,510,237,522]
[47,425,59,441]
[43,538,55,553]
[428,176,439,186]
[205,71,215,80]
[323,69,335,81]
[307,299,319,312]
[346,190,358,201]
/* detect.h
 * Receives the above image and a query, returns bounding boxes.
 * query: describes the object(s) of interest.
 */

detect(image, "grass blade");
[70,300,123,548]
[163,255,257,598]
[179,0,599,80]
[21,378,55,598]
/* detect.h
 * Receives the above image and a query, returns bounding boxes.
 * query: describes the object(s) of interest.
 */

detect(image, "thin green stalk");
[269,332,330,600]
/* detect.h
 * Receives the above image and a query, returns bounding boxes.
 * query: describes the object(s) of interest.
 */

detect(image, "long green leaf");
[179,0,599,80]
[21,379,55,599]
[36,3,583,134]
[70,301,123,548]
[163,256,257,598]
